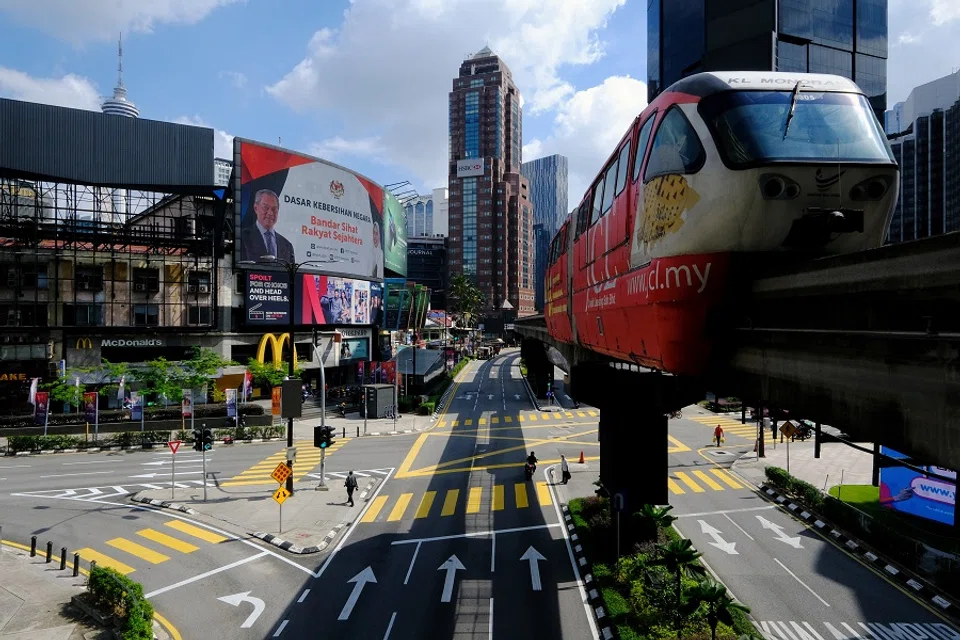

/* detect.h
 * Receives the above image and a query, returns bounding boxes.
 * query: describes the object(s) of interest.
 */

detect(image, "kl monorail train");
[544,71,899,377]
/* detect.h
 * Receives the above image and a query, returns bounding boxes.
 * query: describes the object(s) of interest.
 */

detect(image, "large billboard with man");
[235,139,386,280]
[382,192,408,277]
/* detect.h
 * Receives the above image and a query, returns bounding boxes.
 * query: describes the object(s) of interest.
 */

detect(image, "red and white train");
[544,71,899,377]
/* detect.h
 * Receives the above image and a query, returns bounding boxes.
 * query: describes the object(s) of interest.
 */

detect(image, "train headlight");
[849,176,891,201]
[758,174,801,200]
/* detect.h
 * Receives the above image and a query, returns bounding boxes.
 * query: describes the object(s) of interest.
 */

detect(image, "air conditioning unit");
[198,284,210,294]
[134,283,147,292]
[77,280,93,291]
[6,310,20,326]
[186,284,198,294]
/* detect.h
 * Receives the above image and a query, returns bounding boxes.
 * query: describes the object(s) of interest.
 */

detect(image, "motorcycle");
[668,410,682,420]
[524,462,536,481]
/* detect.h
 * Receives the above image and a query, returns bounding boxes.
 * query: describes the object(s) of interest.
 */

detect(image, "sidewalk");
[732,437,874,490]
[246,400,435,439]
[131,473,382,554]
[0,543,105,640]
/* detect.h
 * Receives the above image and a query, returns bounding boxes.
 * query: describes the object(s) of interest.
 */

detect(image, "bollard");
[30,536,36,557]
[343,427,346,439]
[73,553,80,577]
[90,559,97,573]
[45,541,52,563]
[60,547,67,570]
[356,426,359,438]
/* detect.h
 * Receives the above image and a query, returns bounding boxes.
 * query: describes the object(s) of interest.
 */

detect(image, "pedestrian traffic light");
[202,427,214,451]
[314,425,336,449]
[192,429,202,452]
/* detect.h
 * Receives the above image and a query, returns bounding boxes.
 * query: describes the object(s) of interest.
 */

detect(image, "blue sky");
[0,0,957,204]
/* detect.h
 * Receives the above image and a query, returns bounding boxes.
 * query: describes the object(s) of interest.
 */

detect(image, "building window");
[5,264,49,290]
[75,266,104,292]
[187,306,211,326]
[0,304,47,327]
[133,268,161,294]
[63,303,104,326]
[133,304,160,327]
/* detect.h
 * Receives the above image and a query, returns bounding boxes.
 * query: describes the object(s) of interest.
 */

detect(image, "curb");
[3,437,291,457]
[129,493,197,515]
[759,483,959,621]
[519,372,544,412]
[549,468,614,640]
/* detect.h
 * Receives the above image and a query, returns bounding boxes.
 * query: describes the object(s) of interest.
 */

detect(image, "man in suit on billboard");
[241,189,295,263]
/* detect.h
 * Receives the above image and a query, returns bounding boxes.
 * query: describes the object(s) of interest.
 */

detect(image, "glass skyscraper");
[647,0,888,123]
[520,154,568,312]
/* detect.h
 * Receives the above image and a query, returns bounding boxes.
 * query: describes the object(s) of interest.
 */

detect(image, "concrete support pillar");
[872,442,881,487]
[520,338,552,399]
[599,400,668,514]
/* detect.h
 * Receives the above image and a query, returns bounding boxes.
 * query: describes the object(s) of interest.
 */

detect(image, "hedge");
[764,465,824,511]
[7,430,172,453]
[0,402,265,429]
[87,566,154,640]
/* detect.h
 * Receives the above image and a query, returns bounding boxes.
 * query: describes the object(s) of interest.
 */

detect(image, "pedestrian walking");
[345,470,358,506]
[560,454,571,484]
[714,425,724,447]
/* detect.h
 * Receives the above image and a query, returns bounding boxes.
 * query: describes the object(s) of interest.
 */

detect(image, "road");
[278,351,600,639]
[667,414,959,639]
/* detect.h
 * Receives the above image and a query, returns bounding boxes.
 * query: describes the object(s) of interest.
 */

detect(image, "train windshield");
[700,90,895,167]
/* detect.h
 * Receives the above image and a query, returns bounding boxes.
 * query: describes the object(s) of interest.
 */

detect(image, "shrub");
[87,566,153,639]
[0,402,264,428]
[419,401,435,415]
[764,466,824,510]
[764,466,791,490]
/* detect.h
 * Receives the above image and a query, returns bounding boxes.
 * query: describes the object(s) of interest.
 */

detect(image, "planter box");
[71,593,113,627]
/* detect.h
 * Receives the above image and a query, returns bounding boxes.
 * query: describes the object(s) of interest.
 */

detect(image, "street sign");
[168,440,181,455]
[287,447,298,461]
[272,486,291,505]
[271,463,292,485]
[780,421,799,439]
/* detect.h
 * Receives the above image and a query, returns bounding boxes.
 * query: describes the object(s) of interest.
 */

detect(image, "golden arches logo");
[256,333,298,367]
[75,338,93,349]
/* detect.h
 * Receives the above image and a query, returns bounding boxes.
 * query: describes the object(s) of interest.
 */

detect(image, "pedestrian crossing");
[309,468,391,481]
[359,481,554,524]
[436,409,599,428]
[73,519,227,576]
[689,416,757,440]
[668,468,745,495]
[221,438,350,487]
[11,480,212,502]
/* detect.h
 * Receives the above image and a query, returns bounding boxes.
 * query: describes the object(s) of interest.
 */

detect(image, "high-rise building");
[100,34,138,223]
[884,70,960,244]
[407,236,448,309]
[404,187,449,237]
[448,46,535,316]
[647,0,888,123]
[521,154,568,312]
[214,158,232,187]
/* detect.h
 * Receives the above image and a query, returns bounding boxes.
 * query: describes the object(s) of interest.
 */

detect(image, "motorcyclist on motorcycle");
[526,452,538,470]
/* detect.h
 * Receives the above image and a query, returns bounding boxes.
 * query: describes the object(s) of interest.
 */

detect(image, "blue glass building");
[647,0,888,123]
[520,154,568,312]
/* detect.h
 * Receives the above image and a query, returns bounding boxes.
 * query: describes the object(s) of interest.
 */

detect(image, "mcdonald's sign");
[256,333,298,367]
[75,338,93,350]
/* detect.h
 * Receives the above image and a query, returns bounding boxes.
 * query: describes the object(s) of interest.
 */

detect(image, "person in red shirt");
[714,425,724,447]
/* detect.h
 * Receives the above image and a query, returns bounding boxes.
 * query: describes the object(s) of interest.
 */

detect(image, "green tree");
[648,538,708,638]
[130,357,184,405]
[42,359,130,409]
[246,358,301,389]
[634,503,678,542]
[448,273,484,327]
[179,347,237,399]
[682,579,751,640]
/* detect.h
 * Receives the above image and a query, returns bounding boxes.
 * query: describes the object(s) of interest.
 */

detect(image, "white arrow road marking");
[438,554,466,603]
[520,546,546,591]
[129,471,205,479]
[488,394,494,400]
[514,394,522,400]
[338,567,377,621]
[757,516,803,549]
[143,459,207,466]
[217,591,265,629]
[698,520,738,554]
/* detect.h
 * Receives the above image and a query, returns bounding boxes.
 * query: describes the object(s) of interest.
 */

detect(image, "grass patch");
[518,358,528,377]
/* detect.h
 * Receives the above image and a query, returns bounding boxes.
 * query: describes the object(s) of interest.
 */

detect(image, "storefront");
[0,361,53,415]
[65,334,214,368]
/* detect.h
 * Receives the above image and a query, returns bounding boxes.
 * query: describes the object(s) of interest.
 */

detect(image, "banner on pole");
[34,391,49,425]
[271,387,281,416]
[83,391,98,424]
[226,388,238,417]
[181,390,193,418]
[130,392,143,421]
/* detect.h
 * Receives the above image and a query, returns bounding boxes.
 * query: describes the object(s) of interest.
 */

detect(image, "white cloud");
[888,0,960,104]
[175,115,234,159]
[524,75,647,202]
[0,0,242,44]
[0,67,101,110]
[308,136,388,165]
[265,0,628,192]
[930,0,960,26]
[219,71,247,89]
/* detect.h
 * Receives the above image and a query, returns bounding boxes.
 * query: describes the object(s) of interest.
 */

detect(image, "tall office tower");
[520,154,568,312]
[647,0,888,122]
[885,70,960,244]
[448,47,535,316]
[100,34,139,222]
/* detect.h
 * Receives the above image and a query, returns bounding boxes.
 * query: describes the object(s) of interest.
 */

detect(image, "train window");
[614,141,631,196]
[590,180,604,225]
[632,113,657,182]
[575,201,590,238]
[598,160,619,218]
[644,107,705,182]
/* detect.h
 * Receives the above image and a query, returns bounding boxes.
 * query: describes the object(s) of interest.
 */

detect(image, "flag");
[28,377,38,405]
[117,376,125,402]
[243,370,253,400]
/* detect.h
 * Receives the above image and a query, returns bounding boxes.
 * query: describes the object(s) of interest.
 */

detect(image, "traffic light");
[314,425,336,449]
[192,429,202,452]
[202,426,214,451]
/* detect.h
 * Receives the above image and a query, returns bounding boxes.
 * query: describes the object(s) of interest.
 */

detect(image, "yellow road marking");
[535,481,552,506]
[361,496,389,523]
[415,491,436,519]
[693,470,724,491]
[441,489,459,516]
[491,417,499,424]
[451,420,459,427]
[667,435,691,453]
[106,538,170,564]
[528,414,537,421]
[408,456,601,477]
[479,418,486,425]
[577,412,586,417]
[711,468,743,488]
[163,520,227,544]
[135,529,198,554]
[388,493,413,522]
[74,548,135,575]
[514,483,529,508]
[492,485,504,511]
[667,478,685,494]
[153,613,183,640]
[437,420,446,428]
[466,487,482,513]
[517,415,524,422]
[505,416,513,423]
[675,472,704,493]
[395,432,430,478]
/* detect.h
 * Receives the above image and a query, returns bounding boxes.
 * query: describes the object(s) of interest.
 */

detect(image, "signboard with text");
[879,446,956,526]
[456,158,484,178]
[245,271,383,327]
[271,387,281,416]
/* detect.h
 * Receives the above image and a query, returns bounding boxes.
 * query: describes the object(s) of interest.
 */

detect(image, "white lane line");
[0,465,31,469]
[62,461,114,466]
[723,513,755,541]
[546,465,601,639]
[273,619,289,637]
[488,598,494,639]
[40,471,114,478]
[403,541,421,585]
[297,588,310,603]
[145,551,269,598]
[390,523,562,546]
[773,558,831,607]
[675,505,775,518]
[382,612,397,640]
[491,534,496,573]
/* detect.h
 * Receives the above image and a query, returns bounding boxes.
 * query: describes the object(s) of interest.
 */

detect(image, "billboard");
[456,159,484,178]
[235,139,385,280]
[879,446,956,526]
[245,271,384,327]
[382,192,408,277]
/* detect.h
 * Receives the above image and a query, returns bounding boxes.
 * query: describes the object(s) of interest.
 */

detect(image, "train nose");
[758,174,801,200]
[848,175,892,202]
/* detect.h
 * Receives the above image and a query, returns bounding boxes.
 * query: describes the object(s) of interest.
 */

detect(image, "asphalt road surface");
[667,416,959,639]
[277,352,599,639]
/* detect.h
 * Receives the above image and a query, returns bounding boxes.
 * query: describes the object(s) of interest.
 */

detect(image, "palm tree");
[635,503,678,541]
[648,538,708,638]
[682,579,751,640]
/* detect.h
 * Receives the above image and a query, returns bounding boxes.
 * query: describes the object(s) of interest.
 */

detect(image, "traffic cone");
[578,451,585,464]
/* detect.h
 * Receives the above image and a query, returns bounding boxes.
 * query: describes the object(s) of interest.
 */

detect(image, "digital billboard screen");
[235,139,386,280]
[245,271,384,327]
[879,446,956,526]
[382,192,408,277]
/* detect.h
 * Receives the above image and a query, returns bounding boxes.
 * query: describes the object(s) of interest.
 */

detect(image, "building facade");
[648,0,888,122]
[884,70,960,244]
[407,236,447,310]
[447,47,535,316]
[520,154,568,312]
[214,158,232,187]
[404,187,449,237]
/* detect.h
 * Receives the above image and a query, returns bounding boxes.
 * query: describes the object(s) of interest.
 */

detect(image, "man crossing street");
[345,471,358,506]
